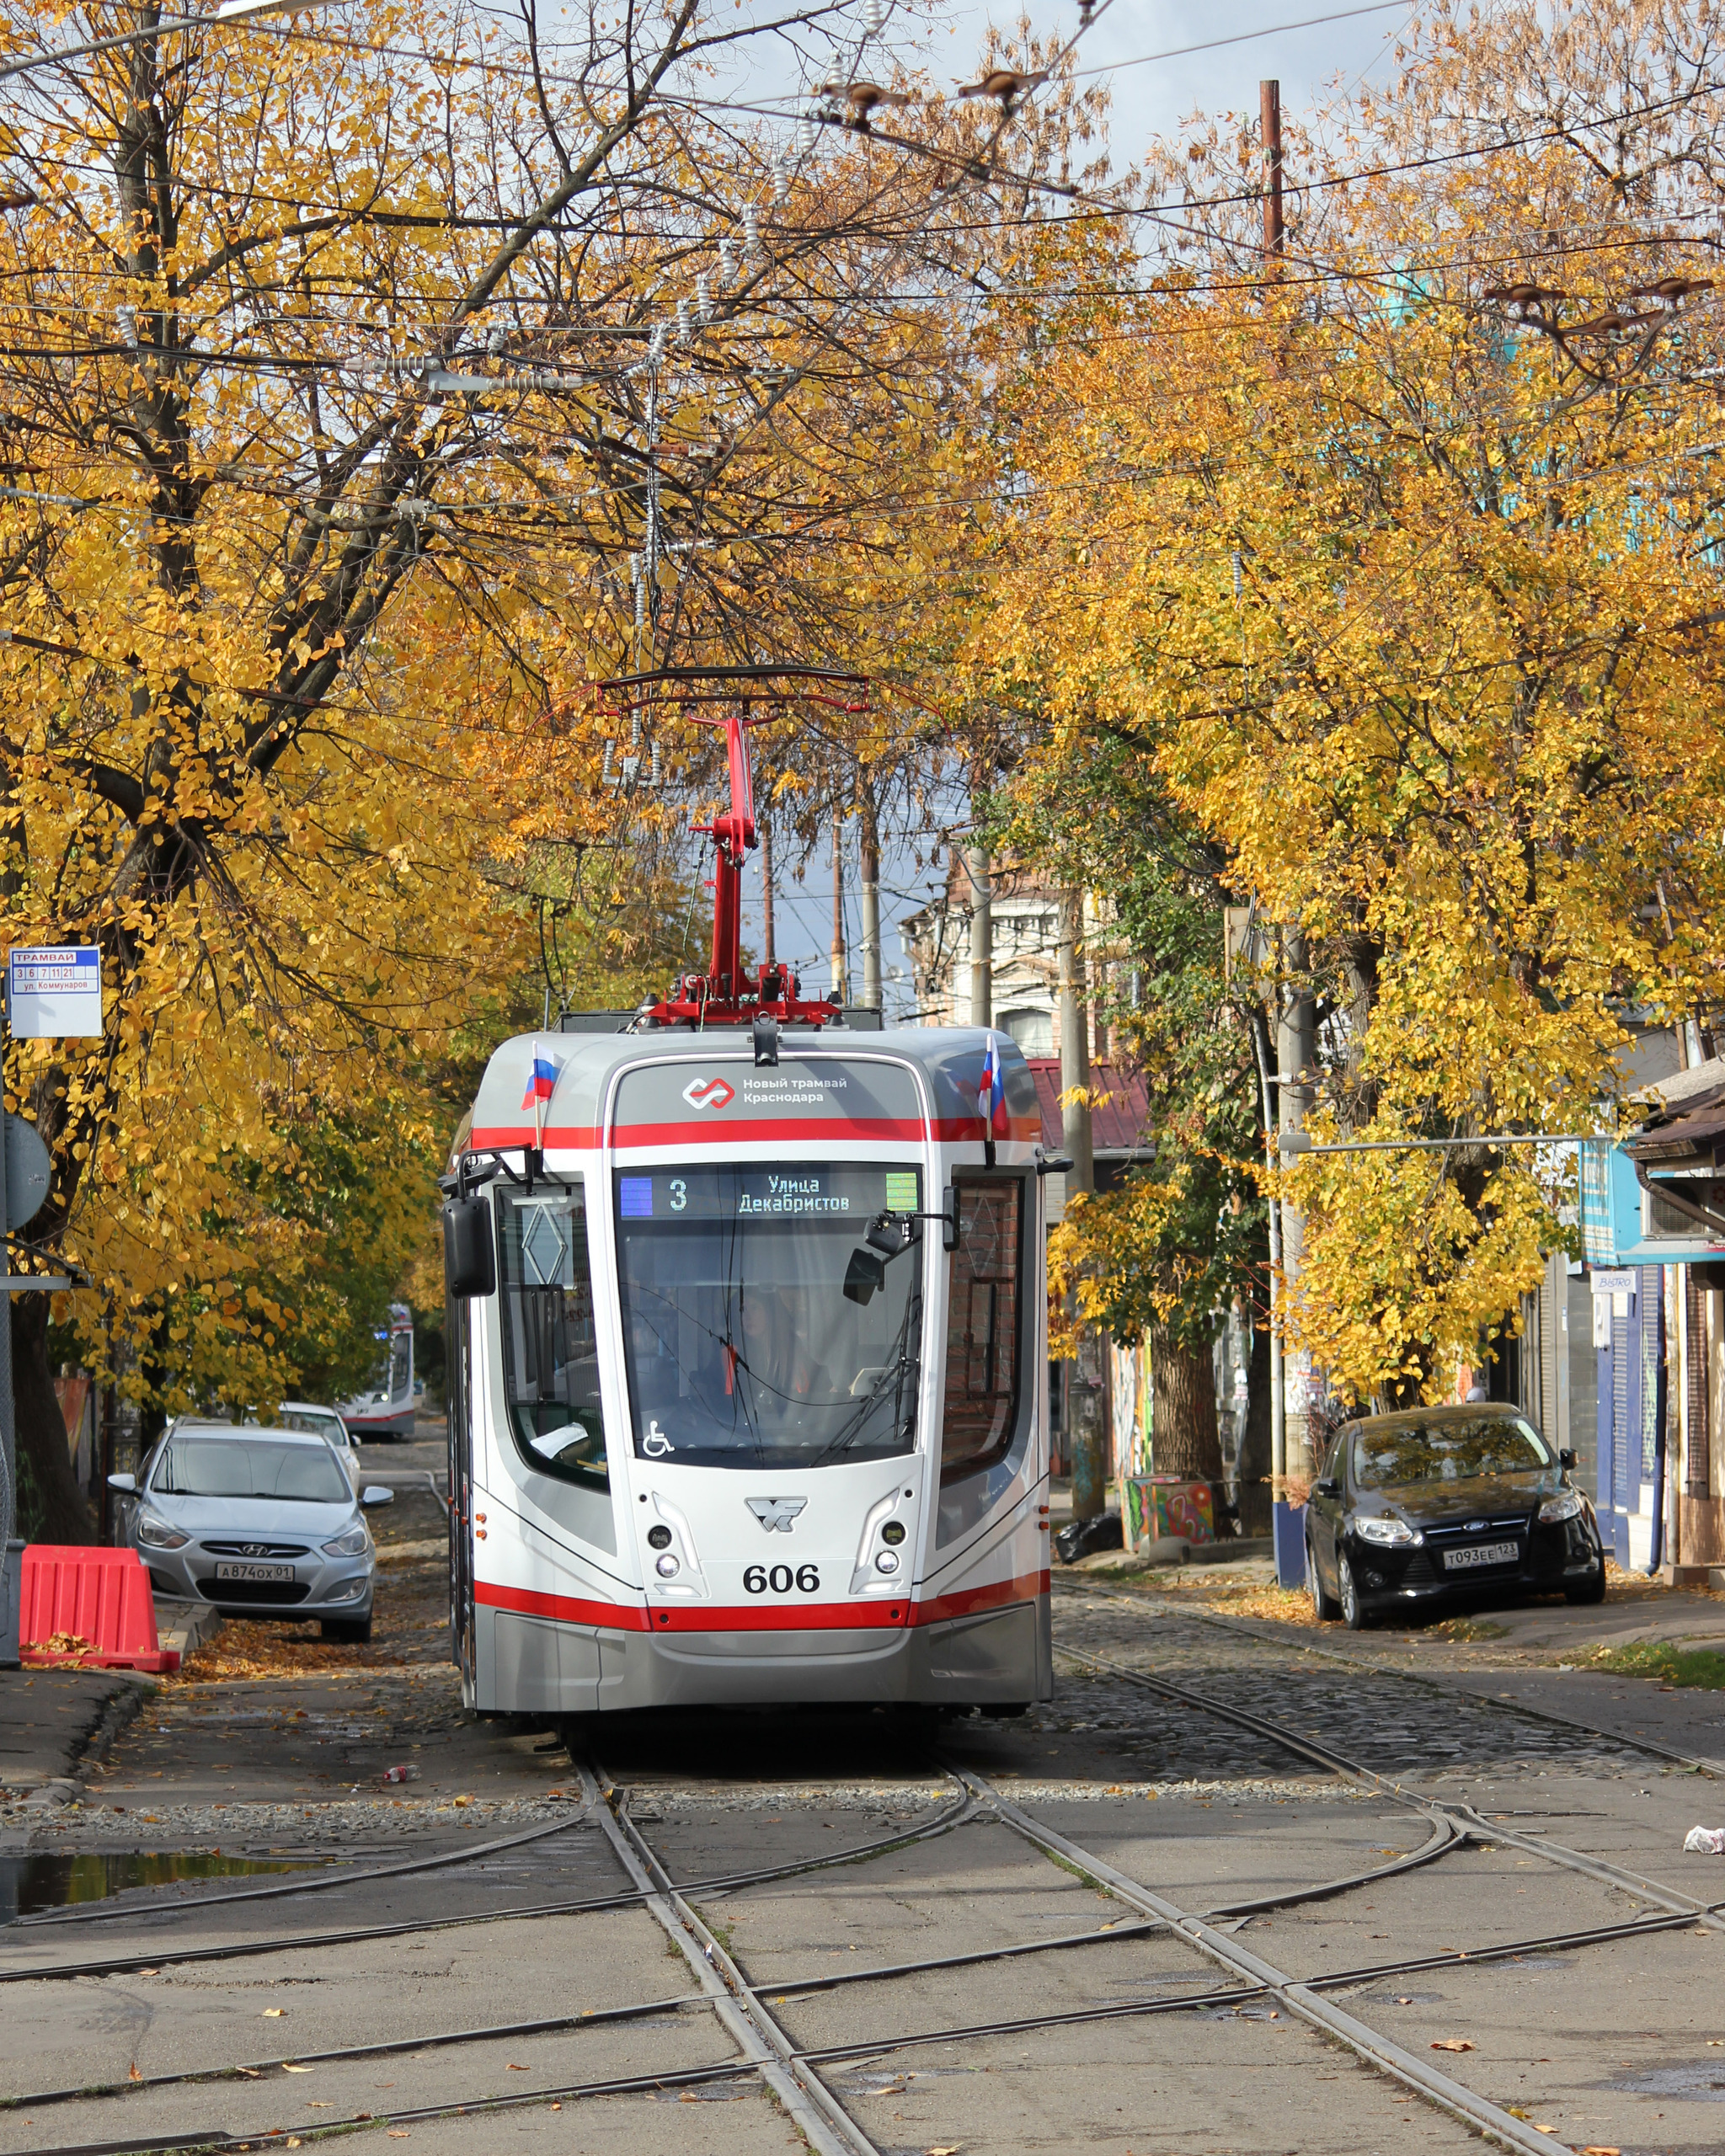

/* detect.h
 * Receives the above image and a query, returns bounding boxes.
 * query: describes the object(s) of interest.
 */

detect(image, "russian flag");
[521,1052,562,1111]
[978,1036,1007,1135]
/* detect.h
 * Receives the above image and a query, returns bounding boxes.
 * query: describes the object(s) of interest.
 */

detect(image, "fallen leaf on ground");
[263,2009,286,2019]
[282,2063,314,2073]
[1394,1995,1414,2005]
[127,2064,142,2084]
[1581,2146,1622,2154]
[506,2063,528,2071]
[1430,2039,1475,2052]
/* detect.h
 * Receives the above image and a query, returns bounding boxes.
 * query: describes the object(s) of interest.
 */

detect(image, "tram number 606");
[744,1564,820,1594]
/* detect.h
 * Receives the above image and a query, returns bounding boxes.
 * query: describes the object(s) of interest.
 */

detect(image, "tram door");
[446,1294,477,1689]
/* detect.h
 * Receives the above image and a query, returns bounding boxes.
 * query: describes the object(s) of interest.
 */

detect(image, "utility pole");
[761,819,776,971]
[1059,889,1104,1521]
[858,786,882,1011]
[966,840,992,1028]
[1261,78,1284,267]
[830,815,849,1006]
[1273,934,1316,1585]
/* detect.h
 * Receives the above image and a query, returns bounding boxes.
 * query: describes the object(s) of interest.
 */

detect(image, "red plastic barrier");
[19,1545,180,1673]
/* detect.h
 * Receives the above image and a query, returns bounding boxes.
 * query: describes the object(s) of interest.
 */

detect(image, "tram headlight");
[655,1553,681,1578]
[647,1524,673,1550]
[874,1550,900,1574]
[880,1521,906,1545]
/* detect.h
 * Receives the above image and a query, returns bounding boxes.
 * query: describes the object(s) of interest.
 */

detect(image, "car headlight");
[1538,1490,1583,1524]
[135,1508,190,1550]
[1353,1514,1420,1547]
[322,1523,371,1558]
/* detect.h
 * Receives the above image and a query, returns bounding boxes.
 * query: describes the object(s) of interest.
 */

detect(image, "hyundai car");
[109,1422,393,1643]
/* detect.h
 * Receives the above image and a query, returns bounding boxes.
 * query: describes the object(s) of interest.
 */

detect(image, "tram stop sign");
[4,1114,49,1229]
[6,946,103,1038]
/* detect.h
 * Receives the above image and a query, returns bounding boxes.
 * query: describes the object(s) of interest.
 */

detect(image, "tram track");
[7,1609,1720,2156]
[0,1789,976,1987]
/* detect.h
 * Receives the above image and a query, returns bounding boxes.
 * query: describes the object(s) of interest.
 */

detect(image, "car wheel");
[1306,1539,1339,1621]
[1564,1566,1606,1606]
[321,1616,372,1644]
[1338,1554,1371,1630]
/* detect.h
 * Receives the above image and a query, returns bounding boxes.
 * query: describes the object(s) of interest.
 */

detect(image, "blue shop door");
[1598,1281,1638,1567]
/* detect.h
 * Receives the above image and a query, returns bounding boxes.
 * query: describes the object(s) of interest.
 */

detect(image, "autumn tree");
[0,0,1109,1535]
[963,0,1725,1409]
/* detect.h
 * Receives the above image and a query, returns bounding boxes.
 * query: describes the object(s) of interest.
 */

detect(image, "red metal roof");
[1023,1057,1153,1155]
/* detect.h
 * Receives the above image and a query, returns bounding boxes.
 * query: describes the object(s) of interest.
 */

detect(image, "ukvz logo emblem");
[746,1497,807,1534]
[683,1075,735,1111]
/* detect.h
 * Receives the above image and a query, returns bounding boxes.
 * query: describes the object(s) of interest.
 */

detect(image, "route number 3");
[744,1564,820,1594]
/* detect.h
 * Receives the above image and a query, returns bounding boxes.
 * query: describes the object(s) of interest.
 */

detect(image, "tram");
[441,675,1055,1716]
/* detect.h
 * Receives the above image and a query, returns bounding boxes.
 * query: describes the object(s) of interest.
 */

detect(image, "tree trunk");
[13,1292,95,1544]
[1149,1316,1222,1481]
[1237,1315,1274,1535]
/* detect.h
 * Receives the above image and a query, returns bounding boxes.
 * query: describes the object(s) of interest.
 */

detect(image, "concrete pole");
[1277,933,1315,1481]
[761,819,775,971]
[1058,894,1094,1192]
[859,795,882,1011]
[1059,889,1105,1520]
[830,816,848,1006]
[966,843,992,1029]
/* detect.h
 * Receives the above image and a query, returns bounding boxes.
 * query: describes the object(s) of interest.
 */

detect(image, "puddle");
[2,1849,324,1924]
[1611,2062,1725,2100]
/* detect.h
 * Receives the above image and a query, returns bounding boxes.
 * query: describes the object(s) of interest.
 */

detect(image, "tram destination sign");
[616,1164,921,1222]
[7,945,103,1039]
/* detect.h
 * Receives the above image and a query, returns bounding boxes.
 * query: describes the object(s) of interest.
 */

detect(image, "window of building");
[1001,1007,1052,1055]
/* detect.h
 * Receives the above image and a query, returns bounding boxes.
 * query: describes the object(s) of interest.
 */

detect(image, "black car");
[1304,1404,1606,1630]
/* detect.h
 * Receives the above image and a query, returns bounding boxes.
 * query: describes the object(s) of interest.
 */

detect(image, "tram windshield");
[614,1163,922,1470]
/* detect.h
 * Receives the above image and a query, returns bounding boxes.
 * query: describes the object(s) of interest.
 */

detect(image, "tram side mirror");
[844,1246,887,1306]
[442,1195,496,1299]
[942,1187,961,1251]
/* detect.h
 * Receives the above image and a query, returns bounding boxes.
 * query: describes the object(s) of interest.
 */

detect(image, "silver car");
[109,1422,393,1644]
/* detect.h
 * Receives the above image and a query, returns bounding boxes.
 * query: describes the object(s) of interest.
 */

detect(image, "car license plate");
[1441,1540,1518,1572]
[213,1561,294,1584]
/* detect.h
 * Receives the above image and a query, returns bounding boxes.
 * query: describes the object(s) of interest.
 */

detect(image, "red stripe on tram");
[466,1113,1041,1152]
[474,1568,1049,1636]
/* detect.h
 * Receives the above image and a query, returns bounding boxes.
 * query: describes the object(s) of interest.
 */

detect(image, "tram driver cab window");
[497,1184,606,1489]
[941,1178,1026,1482]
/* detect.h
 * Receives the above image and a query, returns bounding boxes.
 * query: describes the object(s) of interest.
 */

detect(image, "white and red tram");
[441,678,1055,1716]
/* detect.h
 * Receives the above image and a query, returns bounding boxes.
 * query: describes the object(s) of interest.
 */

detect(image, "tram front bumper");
[475,1596,1051,1712]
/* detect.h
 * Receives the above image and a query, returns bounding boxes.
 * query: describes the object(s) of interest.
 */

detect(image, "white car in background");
[281,1401,361,1487]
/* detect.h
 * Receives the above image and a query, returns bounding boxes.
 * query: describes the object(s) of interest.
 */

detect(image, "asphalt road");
[3,1494,1725,2153]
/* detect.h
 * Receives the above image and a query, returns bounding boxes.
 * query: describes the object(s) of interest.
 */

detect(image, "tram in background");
[441,671,1055,1716]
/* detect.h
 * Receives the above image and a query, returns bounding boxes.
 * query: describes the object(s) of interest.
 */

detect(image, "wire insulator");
[696,274,713,323]
[862,0,886,34]
[798,113,819,154]
[676,298,693,341]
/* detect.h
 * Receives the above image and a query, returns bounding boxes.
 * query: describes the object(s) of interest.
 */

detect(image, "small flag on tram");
[978,1036,1007,1134]
[521,1053,563,1110]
